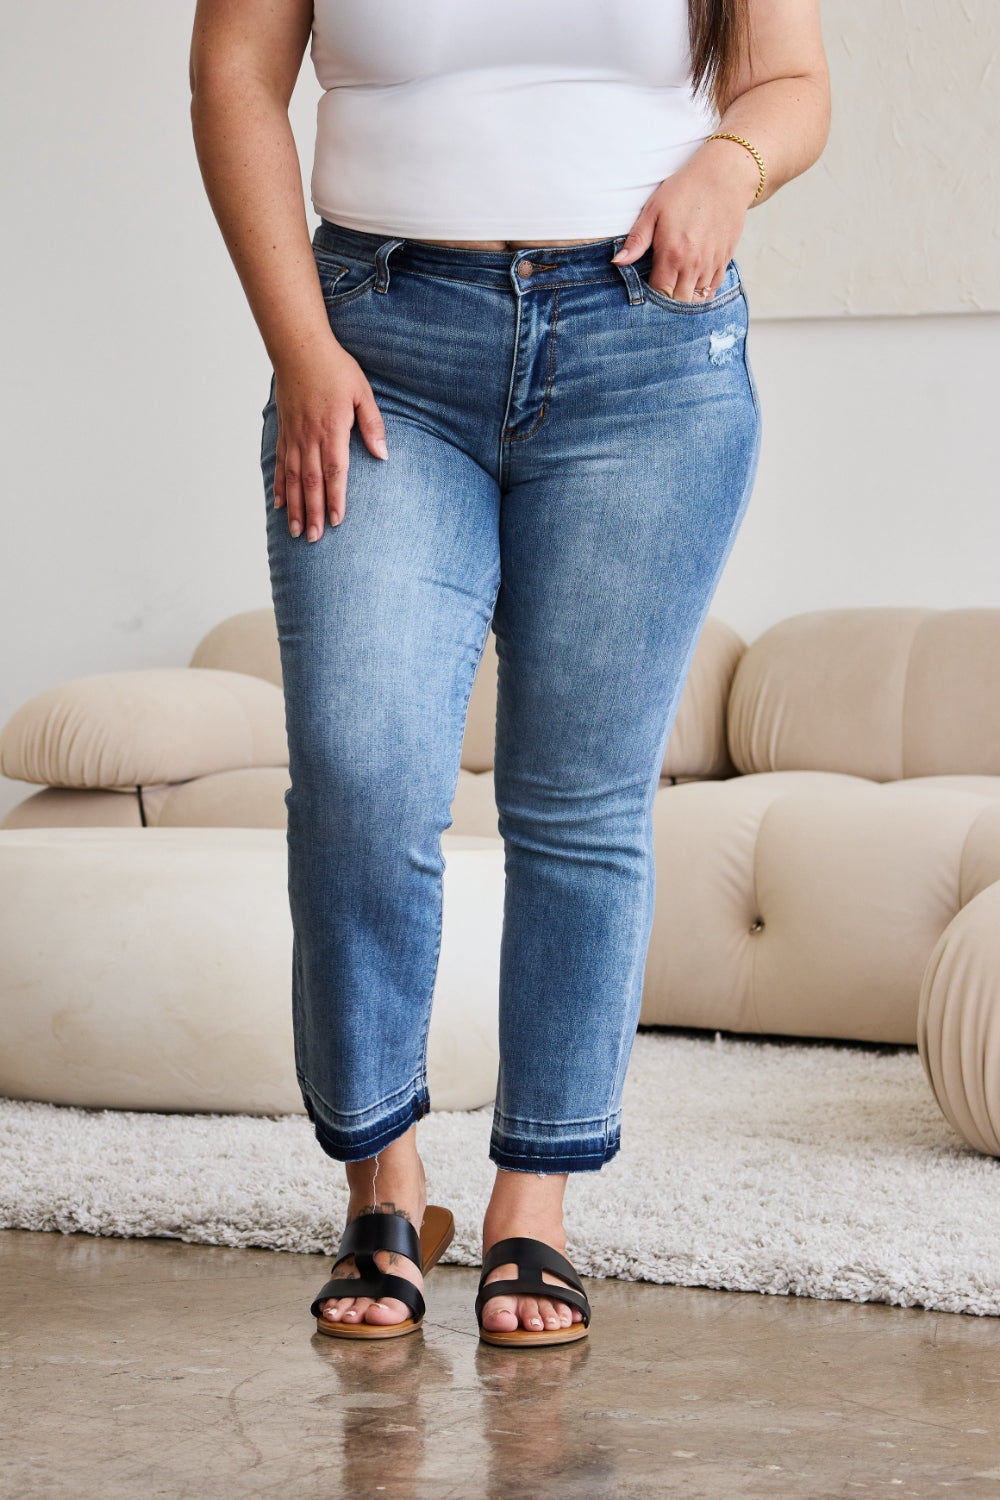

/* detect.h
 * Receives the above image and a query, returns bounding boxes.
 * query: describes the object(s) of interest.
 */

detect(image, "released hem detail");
[300,1081,431,1163]
[489,1127,621,1176]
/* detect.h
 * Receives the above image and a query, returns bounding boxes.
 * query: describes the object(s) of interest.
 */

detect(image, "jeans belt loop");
[374,238,406,294]
[611,234,644,306]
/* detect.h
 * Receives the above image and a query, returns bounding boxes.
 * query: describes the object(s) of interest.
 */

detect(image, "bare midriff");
[411,236,610,250]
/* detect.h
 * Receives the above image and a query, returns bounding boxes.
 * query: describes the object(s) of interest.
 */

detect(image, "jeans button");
[517,260,535,278]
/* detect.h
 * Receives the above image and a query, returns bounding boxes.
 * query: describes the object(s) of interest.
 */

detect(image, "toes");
[320,1297,354,1321]
[535,1297,562,1330]
[541,1272,585,1325]
[320,1239,424,1329]
[321,1254,361,1321]
[480,1291,520,1331]
[479,1264,521,1331]
[364,1297,413,1325]
[519,1297,544,1332]
[340,1296,373,1322]
[480,1259,586,1334]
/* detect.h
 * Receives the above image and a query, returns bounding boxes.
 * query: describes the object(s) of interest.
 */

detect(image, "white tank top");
[309,1,717,239]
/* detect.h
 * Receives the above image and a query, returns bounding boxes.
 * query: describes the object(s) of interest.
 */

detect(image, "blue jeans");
[261,219,761,1173]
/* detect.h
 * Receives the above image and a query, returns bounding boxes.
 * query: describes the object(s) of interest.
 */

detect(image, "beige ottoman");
[0,827,504,1116]
[918,879,1000,1157]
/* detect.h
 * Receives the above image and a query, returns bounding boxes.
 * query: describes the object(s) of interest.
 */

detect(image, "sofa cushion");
[643,772,1000,1044]
[449,768,501,838]
[661,615,745,781]
[727,608,1000,781]
[141,767,292,828]
[0,668,288,789]
[0,786,142,829]
[902,611,1000,777]
[188,608,283,687]
[919,879,1000,1156]
[460,629,499,774]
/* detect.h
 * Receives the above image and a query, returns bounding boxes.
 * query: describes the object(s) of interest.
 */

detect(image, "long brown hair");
[688,0,752,115]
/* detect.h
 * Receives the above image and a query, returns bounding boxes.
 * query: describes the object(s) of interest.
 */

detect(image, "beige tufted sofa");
[2,605,999,1154]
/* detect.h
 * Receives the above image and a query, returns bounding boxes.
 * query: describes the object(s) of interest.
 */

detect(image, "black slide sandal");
[312,1204,455,1340]
[476,1236,592,1347]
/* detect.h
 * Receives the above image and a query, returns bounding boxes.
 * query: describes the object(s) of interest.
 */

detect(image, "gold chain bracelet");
[705,132,766,202]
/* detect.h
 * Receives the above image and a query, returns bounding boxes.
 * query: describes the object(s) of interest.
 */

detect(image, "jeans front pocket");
[313,249,378,308]
[638,256,743,314]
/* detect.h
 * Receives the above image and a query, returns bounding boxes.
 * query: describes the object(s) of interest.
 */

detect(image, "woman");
[190,0,829,1348]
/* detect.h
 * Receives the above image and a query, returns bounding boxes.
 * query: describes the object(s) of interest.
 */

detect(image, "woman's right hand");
[273,339,389,540]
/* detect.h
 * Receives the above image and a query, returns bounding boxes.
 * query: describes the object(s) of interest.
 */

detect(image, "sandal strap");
[310,1210,425,1320]
[475,1276,590,1326]
[334,1210,424,1271]
[310,1271,425,1322]
[476,1237,591,1327]
[479,1237,586,1293]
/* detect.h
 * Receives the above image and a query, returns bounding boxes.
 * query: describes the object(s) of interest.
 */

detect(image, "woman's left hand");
[610,141,760,302]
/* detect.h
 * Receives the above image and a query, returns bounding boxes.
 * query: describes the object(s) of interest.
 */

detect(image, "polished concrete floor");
[2,1229,999,1499]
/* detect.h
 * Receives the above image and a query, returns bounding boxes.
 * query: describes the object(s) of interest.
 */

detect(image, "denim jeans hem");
[301,1082,431,1163]
[488,1128,621,1176]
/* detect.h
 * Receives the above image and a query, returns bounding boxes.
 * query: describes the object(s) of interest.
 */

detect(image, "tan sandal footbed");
[478,1320,590,1348]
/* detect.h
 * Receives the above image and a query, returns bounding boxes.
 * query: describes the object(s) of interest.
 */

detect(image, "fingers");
[650,260,725,302]
[665,265,698,303]
[273,426,287,512]
[320,441,349,532]
[610,222,652,266]
[277,421,352,542]
[279,444,307,540]
[272,347,388,542]
[612,216,729,302]
[356,390,389,465]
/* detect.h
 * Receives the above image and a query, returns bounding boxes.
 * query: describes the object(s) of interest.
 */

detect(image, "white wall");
[714,308,1000,642]
[738,0,1000,317]
[1,2,997,822]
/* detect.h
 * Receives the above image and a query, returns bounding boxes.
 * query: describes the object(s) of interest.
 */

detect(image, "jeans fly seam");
[501,287,561,444]
[498,292,524,486]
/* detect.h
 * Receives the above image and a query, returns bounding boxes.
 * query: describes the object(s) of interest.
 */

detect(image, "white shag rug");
[2,1031,998,1317]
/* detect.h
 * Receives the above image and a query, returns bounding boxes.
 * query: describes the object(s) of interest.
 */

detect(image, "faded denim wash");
[261,219,761,1173]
